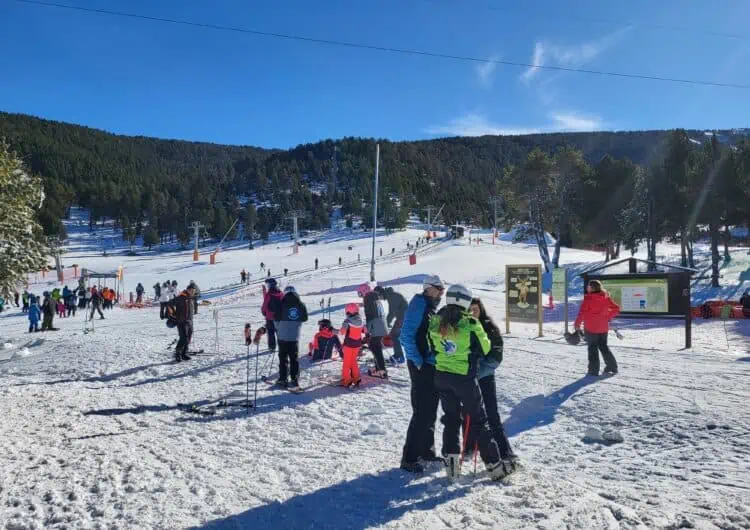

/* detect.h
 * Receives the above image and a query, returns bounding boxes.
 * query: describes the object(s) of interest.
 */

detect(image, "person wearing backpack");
[274,286,308,388]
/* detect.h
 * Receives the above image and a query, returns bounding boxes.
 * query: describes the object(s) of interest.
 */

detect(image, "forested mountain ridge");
[1,111,748,275]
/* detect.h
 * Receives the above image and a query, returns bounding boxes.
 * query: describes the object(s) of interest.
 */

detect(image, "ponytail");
[439,305,464,337]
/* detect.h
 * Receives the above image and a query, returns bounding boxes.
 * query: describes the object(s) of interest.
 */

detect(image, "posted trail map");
[600,278,669,313]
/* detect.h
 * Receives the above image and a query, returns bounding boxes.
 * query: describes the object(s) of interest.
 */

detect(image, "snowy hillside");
[1,219,749,529]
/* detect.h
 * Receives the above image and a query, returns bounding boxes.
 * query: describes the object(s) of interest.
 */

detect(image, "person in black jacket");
[89,287,105,321]
[168,284,197,362]
[375,285,408,364]
[463,298,516,464]
[275,286,308,388]
[41,292,57,331]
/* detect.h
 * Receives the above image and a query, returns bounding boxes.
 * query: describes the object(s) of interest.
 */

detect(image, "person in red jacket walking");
[574,280,620,376]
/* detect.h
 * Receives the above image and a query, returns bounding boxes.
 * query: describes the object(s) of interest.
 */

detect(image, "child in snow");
[244,323,252,346]
[57,298,66,318]
[28,296,40,333]
[309,319,343,361]
[339,303,365,387]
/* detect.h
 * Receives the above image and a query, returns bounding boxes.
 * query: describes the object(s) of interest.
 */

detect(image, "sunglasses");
[428,285,445,292]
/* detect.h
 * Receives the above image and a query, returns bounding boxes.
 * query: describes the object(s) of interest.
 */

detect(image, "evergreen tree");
[143,227,160,250]
[0,141,49,296]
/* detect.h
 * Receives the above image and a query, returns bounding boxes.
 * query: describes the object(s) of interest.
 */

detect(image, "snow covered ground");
[2,220,750,529]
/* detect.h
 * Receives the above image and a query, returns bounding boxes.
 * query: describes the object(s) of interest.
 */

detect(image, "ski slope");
[1,223,749,530]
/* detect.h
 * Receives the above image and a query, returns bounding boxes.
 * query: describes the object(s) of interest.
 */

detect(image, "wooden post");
[505,264,510,335]
[537,264,543,338]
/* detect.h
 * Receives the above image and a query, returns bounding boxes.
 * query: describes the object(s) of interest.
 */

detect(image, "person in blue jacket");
[28,295,41,332]
[399,274,445,473]
[464,297,516,463]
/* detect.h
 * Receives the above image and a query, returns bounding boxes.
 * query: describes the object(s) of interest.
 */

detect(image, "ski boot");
[400,460,424,474]
[180,352,191,361]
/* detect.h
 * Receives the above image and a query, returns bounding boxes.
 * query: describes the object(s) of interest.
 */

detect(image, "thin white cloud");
[475,57,498,88]
[425,114,540,137]
[521,42,544,84]
[521,27,630,85]
[549,111,603,131]
[425,110,604,138]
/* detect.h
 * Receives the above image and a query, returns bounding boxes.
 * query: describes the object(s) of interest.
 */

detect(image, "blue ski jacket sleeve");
[400,294,430,368]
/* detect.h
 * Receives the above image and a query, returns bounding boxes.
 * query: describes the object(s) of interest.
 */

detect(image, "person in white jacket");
[159,281,171,319]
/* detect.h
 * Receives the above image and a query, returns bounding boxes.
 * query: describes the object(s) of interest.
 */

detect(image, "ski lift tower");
[287,210,305,254]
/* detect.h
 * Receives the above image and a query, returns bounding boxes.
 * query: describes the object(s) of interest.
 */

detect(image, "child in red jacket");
[308,319,343,361]
[339,304,364,387]
[574,280,620,376]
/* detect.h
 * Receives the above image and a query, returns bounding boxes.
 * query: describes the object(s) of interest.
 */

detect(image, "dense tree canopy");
[1,112,748,283]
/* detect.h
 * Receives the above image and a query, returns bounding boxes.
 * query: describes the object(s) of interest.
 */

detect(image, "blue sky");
[1,0,749,148]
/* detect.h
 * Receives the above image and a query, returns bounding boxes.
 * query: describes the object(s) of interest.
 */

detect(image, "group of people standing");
[397,275,518,481]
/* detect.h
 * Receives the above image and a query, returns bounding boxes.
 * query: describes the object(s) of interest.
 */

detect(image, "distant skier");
[275,286,308,388]
[153,282,161,301]
[574,279,621,376]
[400,274,444,473]
[261,278,284,352]
[28,295,40,333]
[89,287,105,321]
[429,284,511,481]
[339,303,364,387]
[41,292,57,331]
[159,282,170,319]
[314,258,319,270]
[240,269,247,283]
[168,283,198,362]
[358,283,388,378]
[135,283,145,304]
[14,291,19,307]
[374,285,408,364]
[22,290,30,313]
[244,323,252,346]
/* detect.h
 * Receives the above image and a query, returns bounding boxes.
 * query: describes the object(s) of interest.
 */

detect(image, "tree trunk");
[710,222,720,287]
[680,230,688,267]
[551,219,563,268]
[723,223,731,261]
[530,203,551,273]
[604,240,611,263]
[614,240,621,259]
[687,239,695,269]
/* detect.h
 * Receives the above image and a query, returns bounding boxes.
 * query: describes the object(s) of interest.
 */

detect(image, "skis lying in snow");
[177,403,216,416]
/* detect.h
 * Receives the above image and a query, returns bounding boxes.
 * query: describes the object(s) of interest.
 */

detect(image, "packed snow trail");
[2,230,750,529]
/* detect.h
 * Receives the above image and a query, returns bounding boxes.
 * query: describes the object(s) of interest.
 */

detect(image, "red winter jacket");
[574,291,620,334]
[261,287,284,320]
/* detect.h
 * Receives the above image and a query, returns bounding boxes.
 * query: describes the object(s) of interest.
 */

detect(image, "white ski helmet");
[445,284,473,310]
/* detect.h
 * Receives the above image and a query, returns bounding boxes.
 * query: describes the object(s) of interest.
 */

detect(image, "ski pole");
[253,342,260,414]
[460,415,471,462]
[473,442,478,476]
[245,342,251,414]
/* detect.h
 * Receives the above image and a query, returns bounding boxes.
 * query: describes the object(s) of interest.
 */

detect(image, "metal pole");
[370,143,379,282]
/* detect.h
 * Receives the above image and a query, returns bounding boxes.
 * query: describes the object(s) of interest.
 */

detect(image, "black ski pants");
[176,321,193,356]
[401,361,440,463]
[160,302,168,319]
[465,375,515,459]
[266,320,277,351]
[585,331,617,373]
[278,340,299,382]
[435,371,500,466]
[369,336,386,372]
[90,304,104,320]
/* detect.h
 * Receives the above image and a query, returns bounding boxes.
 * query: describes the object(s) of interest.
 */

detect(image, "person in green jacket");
[428,284,515,481]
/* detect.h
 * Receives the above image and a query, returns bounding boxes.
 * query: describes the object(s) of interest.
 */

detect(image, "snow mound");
[583,427,624,444]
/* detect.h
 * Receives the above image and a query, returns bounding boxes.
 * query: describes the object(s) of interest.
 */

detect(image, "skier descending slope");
[400,275,445,473]
[429,284,511,482]
[275,286,308,389]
